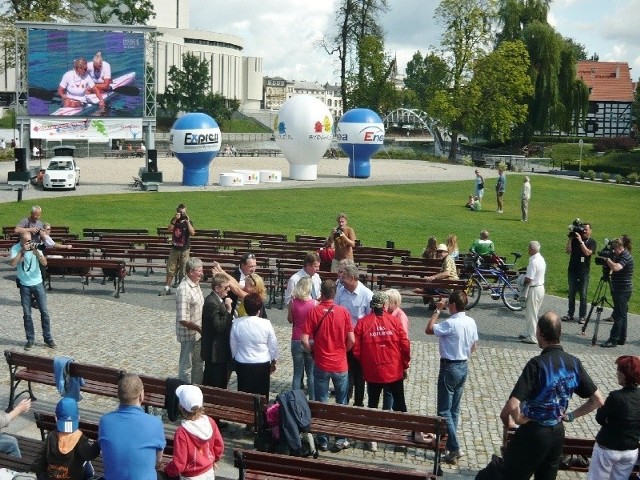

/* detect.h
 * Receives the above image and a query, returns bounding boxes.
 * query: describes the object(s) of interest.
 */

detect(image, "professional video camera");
[595,239,615,266]
[567,218,586,238]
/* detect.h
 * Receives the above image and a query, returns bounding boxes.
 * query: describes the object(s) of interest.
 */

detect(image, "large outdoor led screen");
[27,29,145,118]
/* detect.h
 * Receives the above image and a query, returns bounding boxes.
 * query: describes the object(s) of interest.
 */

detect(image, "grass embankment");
[3,174,639,312]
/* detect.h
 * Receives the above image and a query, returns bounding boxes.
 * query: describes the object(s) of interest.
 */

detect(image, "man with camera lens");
[9,233,56,350]
[327,213,356,272]
[159,204,196,296]
[564,221,596,324]
[601,238,634,348]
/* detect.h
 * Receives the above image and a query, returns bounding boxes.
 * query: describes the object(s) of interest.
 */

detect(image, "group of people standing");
[473,167,530,221]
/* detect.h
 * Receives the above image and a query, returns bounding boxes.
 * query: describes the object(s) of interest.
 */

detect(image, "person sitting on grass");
[165,385,224,480]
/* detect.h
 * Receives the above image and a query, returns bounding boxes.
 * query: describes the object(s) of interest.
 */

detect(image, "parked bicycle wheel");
[465,277,482,309]
[501,279,523,311]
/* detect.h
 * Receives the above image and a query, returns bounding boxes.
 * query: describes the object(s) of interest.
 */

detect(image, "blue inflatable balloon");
[170,113,221,186]
[336,109,385,178]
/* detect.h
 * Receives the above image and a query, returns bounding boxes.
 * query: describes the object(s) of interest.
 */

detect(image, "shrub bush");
[592,137,637,152]
[627,172,638,185]
[616,174,624,184]
[587,170,596,180]
[578,170,587,179]
[600,172,610,183]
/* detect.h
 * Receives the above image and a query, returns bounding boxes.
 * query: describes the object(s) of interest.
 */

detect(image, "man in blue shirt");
[9,232,55,350]
[99,374,166,480]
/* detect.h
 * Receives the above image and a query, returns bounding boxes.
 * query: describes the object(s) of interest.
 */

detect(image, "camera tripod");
[581,274,613,346]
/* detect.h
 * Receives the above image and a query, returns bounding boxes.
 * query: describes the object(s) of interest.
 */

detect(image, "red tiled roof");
[576,61,634,102]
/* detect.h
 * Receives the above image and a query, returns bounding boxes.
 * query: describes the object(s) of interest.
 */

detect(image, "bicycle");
[463,252,524,311]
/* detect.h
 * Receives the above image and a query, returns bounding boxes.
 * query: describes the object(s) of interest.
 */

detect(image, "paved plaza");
[1,156,637,478]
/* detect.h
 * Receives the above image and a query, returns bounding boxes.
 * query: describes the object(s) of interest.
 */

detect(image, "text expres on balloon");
[170,113,221,186]
[274,95,333,180]
[336,108,385,178]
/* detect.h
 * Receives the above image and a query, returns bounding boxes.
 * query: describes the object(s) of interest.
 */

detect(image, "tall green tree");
[321,0,389,111]
[161,52,238,121]
[463,40,533,141]
[496,0,589,140]
[346,35,398,112]
[432,0,497,160]
[404,51,450,114]
[111,0,155,25]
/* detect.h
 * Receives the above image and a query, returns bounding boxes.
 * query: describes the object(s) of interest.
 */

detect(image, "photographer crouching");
[600,237,634,348]
[564,220,596,324]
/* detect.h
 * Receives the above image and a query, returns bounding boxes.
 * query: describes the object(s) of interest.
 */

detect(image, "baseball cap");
[176,384,203,412]
[370,291,388,309]
[436,244,448,252]
[55,397,79,433]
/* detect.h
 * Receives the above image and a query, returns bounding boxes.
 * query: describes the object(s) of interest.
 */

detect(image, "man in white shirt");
[521,176,531,222]
[284,252,322,305]
[335,263,372,407]
[87,51,112,93]
[520,241,546,344]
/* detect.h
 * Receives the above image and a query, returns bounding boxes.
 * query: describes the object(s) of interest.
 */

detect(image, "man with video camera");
[159,203,196,296]
[601,237,634,348]
[564,220,596,324]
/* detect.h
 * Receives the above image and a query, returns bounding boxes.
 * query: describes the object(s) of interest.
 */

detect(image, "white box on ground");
[219,172,245,187]
[259,170,281,183]
[233,169,259,185]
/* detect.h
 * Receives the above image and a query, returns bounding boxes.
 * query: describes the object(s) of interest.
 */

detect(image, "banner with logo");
[30,118,143,141]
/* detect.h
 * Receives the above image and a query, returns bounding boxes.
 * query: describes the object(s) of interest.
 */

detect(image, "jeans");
[609,288,631,344]
[503,421,565,480]
[291,340,315,400]
[382,388,393,410]
[178,338,203,384]
[437,361,468,452]
[0,433,21,457]
[19,282,53,343]
[567,269,590,319]
[313,367,348,445]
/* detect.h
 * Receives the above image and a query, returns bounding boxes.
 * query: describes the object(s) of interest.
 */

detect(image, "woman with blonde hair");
[446,234,459,260]
[211,262,268,318]
[385,288,409,336]
[288,277,317,398]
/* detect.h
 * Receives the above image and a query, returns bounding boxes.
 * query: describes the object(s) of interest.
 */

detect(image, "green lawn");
[4,174,639,312]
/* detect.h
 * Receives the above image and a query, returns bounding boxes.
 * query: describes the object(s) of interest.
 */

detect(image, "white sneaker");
[335,438,350,450]
[368,441,378,452]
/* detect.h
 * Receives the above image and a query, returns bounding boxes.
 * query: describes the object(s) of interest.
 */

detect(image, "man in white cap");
[414,244,459,310]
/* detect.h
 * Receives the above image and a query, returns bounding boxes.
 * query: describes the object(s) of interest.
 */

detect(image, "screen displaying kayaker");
[26,29,144,117]
[58,58,106,109]
[87,52,112,93]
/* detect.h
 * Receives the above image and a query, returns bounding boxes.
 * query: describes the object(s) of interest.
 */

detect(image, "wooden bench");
[377,276,469,302]
[82,227,149,239]
[157,227,221,238]
[3,225,70,239]
[5,351,263,429]
[307,401,446,476]
[4,351,125,412]
[0,435,43,472]
[224,230,288,242]
[234,449,436,480]
[503,427,639,477]
[44,257,126,297]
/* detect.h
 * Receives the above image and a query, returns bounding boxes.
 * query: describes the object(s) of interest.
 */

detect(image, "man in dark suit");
[228,252,257,312]
[201,273,234,389]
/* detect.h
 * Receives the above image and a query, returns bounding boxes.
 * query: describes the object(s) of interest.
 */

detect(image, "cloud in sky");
[190,0,640,82]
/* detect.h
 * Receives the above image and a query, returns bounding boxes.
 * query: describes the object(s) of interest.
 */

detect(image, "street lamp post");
[578,139,584,173]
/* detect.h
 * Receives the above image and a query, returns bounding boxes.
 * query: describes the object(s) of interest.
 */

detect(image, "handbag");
[478,182,484,190]
[15,277,21,288]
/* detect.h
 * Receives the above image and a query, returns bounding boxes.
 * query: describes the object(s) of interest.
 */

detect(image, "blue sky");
[190,0,640,84]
